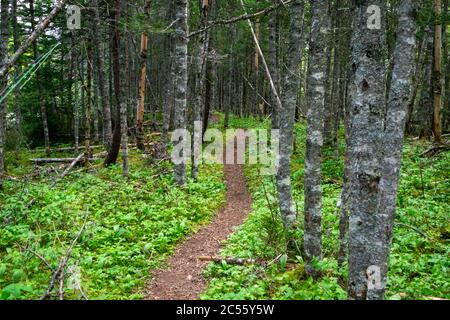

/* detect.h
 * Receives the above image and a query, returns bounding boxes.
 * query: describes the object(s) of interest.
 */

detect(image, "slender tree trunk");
[104,0,123,166]
[202,35,214,137]
[121,102,129,177]
[276,0,305,232]
[411,28,434,138]
[136,0,151,150]
[173,0,189,186]
[85,43,93,164]
[268,10,280,129]
[347,0,387,300]
[374,0,418,300]
[337,0,354,268]
[303,0,330,277]
[92,0,112,150]
[11,0,22,154]
[192,0,210,180]
[30,0,50,155]
[432,0,443,143]
[0,0,10,190]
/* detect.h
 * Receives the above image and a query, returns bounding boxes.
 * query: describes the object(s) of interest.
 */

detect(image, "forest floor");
[0,114,448,300]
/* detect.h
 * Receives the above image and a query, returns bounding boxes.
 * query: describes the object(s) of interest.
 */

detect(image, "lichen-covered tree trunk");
[121,102,129,177]
[347,0,387,300]
[375,0,418,300]
[303,0,329,276]
[276,0,304,232]
[92,0,112,150]
[268,10,280,129]
[173,0,188,186]
[136,0,152,150]
[0,0,9,190]
[11,0,22,143]
[192,0,210,181]
[337,0,355,269]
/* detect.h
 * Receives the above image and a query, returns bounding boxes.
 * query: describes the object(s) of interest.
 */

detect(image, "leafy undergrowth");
[201,115,449,300]
[0,148,226,300]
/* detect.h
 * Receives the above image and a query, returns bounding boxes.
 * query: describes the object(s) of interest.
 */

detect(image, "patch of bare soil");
[144,141,252,300]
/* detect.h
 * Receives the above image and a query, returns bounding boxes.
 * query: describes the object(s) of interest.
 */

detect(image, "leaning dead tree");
[0,0,66,79]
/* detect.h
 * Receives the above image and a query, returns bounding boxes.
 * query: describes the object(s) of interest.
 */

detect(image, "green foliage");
[202,118,449,300]
[0,150,226,300]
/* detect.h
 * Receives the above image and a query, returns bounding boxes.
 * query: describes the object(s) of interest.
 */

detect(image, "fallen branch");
[198,256,262,266]
[395,222,429,239]
[421,142,450,157]
[41,209,89,300]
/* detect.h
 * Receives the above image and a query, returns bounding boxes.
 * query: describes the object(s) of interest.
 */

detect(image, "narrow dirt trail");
[144,138,252,300]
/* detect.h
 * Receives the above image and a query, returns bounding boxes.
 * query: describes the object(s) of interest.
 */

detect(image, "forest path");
[144,137,252,300]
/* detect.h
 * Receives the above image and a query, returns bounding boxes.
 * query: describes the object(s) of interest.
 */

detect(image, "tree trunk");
[104,0,123,166]
[0,0,9,190]
[30,0,50,155]
[85,42,93,164]
[173,0,189,186]
[192,0,210,180]
[276,0,305,232]
[347,0,387,300]
[303,0,329,277]
[432,0,443,143]
[375,0,418,300]
[121,102,129,177]
[11,0,22,151]
[92,0,113,150]
[268,10,280,129]
[410,28,434,138]
[136,1,152,150]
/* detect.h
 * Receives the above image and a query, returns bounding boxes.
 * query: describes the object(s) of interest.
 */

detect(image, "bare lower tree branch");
[0,0,66,79]
[188,0,293,38]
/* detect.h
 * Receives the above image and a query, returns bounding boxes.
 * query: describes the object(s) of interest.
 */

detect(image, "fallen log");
[198,256,262,266]
[31,145,103,153]
[31,157,100,164]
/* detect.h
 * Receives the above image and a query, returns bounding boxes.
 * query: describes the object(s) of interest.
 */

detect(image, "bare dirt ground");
[144,135,252,300]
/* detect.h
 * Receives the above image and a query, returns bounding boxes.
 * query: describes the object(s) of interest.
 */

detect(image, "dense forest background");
[0,0,449,300]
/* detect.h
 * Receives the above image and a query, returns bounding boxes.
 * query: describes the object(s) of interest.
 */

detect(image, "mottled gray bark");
[192,0,209,181]
[0,0,9,190]
[275,0,304,231]
[347,0,387,300]
[375,0,418,300]
[337,0,354,269]
[303,0,330,276]
[11,0,21,137]
[173,0,188,186]
[121,102,129,177]
[268,10,280,129]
